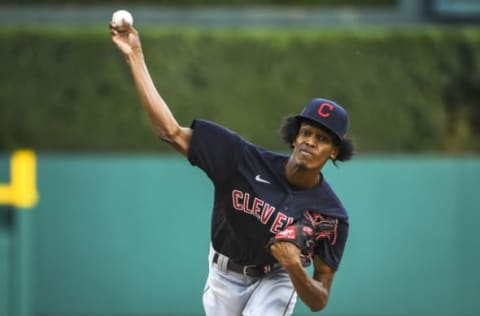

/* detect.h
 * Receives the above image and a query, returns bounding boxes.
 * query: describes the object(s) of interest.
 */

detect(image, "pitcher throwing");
[110,21,354,315]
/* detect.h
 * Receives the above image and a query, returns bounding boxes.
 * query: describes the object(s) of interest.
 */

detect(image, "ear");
[330,146,339,160]
[291,137,297,149]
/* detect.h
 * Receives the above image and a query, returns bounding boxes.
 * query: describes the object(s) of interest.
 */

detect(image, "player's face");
[291,123,338,170]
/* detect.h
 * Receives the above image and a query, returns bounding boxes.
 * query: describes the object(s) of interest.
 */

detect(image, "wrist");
[279,256,303,270]
[125,49,144,63]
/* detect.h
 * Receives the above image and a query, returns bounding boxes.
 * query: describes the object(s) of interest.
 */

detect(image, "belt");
[212,252,273,277]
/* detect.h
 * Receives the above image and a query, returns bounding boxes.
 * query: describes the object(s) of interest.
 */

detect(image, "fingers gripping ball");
[111,10,134,31]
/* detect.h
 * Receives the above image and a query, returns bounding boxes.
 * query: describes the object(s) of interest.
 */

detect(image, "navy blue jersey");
[188,119,349,270]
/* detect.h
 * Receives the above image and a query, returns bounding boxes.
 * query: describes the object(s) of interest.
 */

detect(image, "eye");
[301,129,312,137]
[316,134,331,143]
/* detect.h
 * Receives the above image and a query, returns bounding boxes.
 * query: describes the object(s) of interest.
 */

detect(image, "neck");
[284,158,321,189]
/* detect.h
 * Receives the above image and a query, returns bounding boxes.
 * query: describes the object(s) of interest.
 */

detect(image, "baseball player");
[110,24,354,315]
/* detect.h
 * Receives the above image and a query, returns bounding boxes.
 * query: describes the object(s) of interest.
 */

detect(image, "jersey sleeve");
[187,119,245,184]
[314,220,348,271]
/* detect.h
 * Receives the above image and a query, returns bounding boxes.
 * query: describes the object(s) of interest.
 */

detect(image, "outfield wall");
[1,154,479,316]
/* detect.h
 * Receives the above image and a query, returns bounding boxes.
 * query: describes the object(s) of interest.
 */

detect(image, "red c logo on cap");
[317,103,334,118]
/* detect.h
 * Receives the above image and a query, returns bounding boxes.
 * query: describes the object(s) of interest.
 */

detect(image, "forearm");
[284,261,329,312]
[125,52,182,143]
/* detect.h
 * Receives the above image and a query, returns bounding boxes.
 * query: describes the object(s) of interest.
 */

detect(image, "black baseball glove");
[304,211,339,243]
[266,211,338,266]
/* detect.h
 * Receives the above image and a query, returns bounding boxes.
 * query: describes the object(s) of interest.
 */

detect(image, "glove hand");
[266,218,315,267]
[266,211,339,267]
[304,211,339,243]
[268,241,303,268]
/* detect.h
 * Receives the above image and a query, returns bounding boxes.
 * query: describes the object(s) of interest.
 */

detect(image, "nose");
[304,135,316,147]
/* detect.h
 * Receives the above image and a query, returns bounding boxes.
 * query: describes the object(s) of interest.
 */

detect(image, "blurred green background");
[1,0,480,315]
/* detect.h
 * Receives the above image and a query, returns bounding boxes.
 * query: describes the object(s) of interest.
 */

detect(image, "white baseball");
[111,10,133,31]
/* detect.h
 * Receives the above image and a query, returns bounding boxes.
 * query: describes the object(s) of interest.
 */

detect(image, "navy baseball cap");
[295,98,350,141]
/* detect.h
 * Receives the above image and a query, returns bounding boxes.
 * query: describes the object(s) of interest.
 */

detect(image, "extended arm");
[110,24,192,156]
[270,242,335,312]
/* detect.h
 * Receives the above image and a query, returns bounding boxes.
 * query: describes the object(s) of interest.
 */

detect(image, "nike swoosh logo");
[255,174,271,184]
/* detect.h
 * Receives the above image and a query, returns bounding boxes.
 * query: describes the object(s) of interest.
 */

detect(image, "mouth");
[298,148,313,158]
